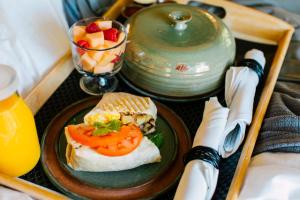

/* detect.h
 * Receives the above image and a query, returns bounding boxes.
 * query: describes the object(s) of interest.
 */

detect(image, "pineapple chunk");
[95,20,112,30]
[80,53,97,72]
[93,63,114,74]
[73,26,86,42]
[85,32,104,48]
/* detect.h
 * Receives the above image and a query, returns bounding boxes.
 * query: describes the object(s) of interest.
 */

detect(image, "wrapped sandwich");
[65,93,161,172]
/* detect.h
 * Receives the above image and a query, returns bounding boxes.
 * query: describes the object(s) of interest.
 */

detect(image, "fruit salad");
[72,20,126,74]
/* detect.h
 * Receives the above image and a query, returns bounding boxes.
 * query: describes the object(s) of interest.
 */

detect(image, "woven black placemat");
[21,39,276,200]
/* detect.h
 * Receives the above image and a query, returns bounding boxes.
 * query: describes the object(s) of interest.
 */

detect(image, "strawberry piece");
[77,40,89,48]
[103,28,119,42]
[76,40,89,55]
[77,48,85,55]
[86,22,101,33]
[111,54,122,64]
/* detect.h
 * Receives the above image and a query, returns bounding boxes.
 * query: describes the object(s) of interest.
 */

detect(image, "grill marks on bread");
[99,94,150,113]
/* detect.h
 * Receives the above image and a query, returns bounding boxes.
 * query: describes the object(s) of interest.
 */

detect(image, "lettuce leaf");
[147,131,164,148]
[93,119,121,136]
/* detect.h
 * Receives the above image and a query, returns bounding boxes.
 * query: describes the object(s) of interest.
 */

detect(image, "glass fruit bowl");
[69,17,127,95]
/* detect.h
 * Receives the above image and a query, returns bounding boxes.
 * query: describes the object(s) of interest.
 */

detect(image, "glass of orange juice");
[0,65,40,177]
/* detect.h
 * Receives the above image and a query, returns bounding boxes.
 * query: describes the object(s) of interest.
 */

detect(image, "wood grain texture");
[226,29,294,200]
[176,0,294,44]
[0,172,69,200]
[103,0,133,19]
[24,51,73,114]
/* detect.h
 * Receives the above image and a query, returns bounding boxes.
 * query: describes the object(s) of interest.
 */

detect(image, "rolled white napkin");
[174,49,266,200]
[220,49,266,158]
[174,97,229,200]
[0,0,69,97]
[0,186,33,200]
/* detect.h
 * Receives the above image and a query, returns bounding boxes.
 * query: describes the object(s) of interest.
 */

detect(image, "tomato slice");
[67,124,143,156]
[68,125,99,148]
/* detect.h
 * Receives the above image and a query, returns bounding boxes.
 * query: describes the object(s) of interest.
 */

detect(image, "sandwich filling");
[120,113,155,134]
[85,112,155,135]
[84,92,157,134]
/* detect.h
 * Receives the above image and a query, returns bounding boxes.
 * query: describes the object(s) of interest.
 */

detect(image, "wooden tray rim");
[23,0,294,199]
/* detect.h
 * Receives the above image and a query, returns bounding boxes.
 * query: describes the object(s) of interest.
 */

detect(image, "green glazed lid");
[124,3,235,98]
[128,4,220,51]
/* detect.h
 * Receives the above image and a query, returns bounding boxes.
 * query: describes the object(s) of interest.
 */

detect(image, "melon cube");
[105,41,125,56]
[88,49,104,62]
[80,53,97,72]
[97,51,116,66]
[95,20,112,30]
[112,46,122,56]
[117,32,126,43]
[73,26,86,42]
[103,40,119,55]
[94,63,114,74]
[85,32,104,48]
[104,40,118,49]
[114,43,126,56]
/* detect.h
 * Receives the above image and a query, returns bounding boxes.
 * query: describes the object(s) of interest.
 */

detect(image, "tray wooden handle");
[177,0,293,44]
[227,29,294,200]
[0,172,69,200]
[103,0,133,19]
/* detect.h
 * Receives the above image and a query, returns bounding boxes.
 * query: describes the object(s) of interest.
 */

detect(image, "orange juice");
[0,65,40,177]
[0,93,40,176]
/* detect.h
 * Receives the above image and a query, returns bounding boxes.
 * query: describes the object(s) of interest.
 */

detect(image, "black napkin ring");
[237,58,264,83]
[183,146,221,169]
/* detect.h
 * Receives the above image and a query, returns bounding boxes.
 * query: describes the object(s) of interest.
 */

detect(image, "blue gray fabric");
[253,81,300,155]
[63,0,115,26]
[234,0,300,15]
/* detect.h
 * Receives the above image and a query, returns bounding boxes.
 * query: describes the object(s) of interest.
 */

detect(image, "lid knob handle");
[169,10,192,31]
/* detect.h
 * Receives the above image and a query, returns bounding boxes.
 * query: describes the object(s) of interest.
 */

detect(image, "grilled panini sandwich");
[65,92,161,172]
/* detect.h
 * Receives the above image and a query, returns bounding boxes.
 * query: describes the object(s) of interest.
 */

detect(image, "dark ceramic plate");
[118,70,224,102]
[41,97,191,200]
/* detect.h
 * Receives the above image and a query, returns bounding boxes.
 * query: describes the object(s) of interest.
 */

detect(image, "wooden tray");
[24,0,294,199]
